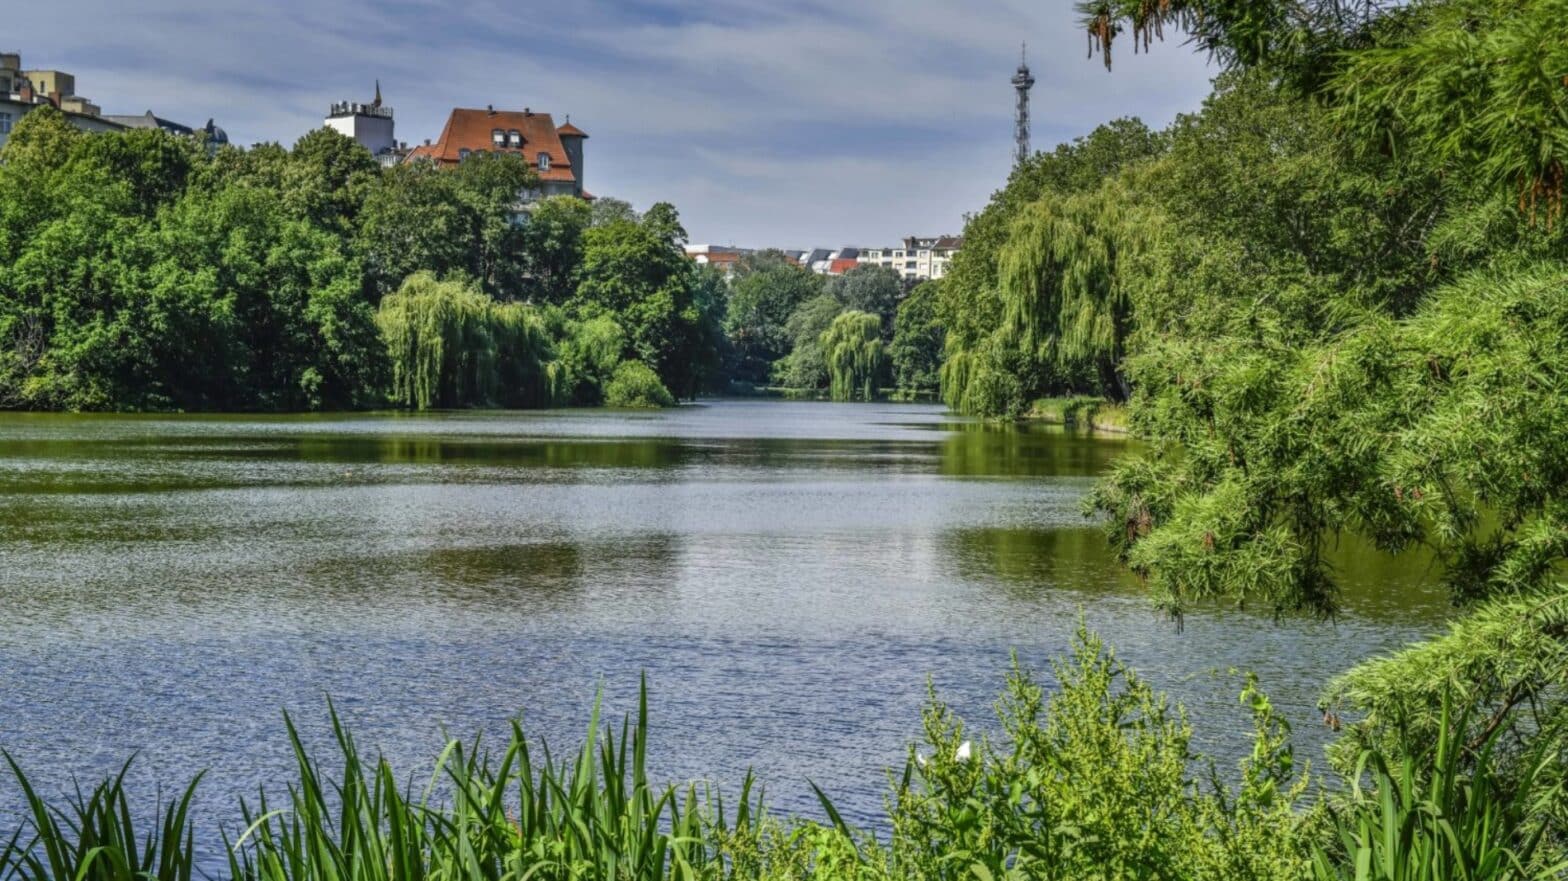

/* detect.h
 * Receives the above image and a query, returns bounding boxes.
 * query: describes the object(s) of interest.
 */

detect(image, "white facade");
[858,236,960,281]
[325,101,400,165]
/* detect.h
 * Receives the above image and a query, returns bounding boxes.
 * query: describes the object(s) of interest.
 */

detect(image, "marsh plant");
[3,628,1561,881]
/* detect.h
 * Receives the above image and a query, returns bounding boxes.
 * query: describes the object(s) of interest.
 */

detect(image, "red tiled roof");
[409,108,578,183]
[828,258,858,274]
[556,121,588,138]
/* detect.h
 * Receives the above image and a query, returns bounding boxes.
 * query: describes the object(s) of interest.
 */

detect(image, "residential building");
[0,51,126,151]
[686,244,756,278]
[104,111,230,152]
[324,83,407,166]
[406,105,589,201]
[827,248,860,275]
[859,235,961,281]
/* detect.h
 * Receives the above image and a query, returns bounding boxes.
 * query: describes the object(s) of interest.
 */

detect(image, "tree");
[937,118,1167,414]
[573,203,703,396]
[891,280,944,397]
[724,253,822,385]
[377,272,553,409]
[772,293,843,391]
[589,196,639,227]
[519,196,592,304]
[353,163,469,300]
[283,127,379,233]
[826,264,903,335]
[821,310,887,402]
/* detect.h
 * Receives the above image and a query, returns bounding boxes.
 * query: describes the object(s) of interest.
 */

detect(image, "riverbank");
[1025,396,1131,434]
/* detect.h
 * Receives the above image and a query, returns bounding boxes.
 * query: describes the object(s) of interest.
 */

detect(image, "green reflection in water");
[936,421,1136,478]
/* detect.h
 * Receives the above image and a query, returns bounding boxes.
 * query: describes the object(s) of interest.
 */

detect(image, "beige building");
[0,51,126,150]
[858,235,962,282]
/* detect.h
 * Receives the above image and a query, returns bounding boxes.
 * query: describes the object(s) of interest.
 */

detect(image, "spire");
[372,79,382,109]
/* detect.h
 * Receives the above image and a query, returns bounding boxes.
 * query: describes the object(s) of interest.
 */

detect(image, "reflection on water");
[0,401,1449,843]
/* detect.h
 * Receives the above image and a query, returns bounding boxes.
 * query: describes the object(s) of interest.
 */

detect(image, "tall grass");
[1312,694,1568,881]
[3,641,1563,881]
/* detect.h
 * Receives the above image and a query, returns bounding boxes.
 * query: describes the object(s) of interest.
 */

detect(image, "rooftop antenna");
[1011,42,1035,166]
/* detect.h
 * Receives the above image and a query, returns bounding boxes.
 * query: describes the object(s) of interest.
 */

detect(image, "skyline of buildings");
[5,46,959,257]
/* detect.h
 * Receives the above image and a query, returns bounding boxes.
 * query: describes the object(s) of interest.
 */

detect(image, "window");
[492,128,505,145]
[458,148,471,161]
[537,152,550,171]
[0,112,11,135]
[508,130,522,147]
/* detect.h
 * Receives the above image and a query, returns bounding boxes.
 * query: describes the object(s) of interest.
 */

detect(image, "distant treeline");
[0,108,952,412]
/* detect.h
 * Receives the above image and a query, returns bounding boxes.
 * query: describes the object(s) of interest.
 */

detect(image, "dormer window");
[508,130,522,147]
[492,128,505,146]
[537,152,550,171]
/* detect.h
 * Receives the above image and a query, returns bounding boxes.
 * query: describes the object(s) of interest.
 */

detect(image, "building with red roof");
[407,105,589,200]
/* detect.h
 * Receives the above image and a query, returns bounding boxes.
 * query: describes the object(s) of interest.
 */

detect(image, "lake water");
[0,400,1448,843]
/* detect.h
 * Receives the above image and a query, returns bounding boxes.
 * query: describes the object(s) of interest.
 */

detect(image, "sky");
[8,0,1216,249]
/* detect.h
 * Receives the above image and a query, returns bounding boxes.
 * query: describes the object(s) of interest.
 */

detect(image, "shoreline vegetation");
[5,0,1568,872]
[5,628,1560,881]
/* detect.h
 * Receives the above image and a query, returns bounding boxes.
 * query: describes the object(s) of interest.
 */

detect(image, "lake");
[0,400,1448,843]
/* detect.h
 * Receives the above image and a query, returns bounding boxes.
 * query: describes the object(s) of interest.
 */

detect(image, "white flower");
[955,741,972,762]
[915,752,928,768]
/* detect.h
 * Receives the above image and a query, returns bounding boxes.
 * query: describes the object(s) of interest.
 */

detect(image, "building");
[686,244,756,278]
[407,105,589,201]
[104,111,230,152]
[324,83,406,166]
[827,248,860,275]
[859,235,962,281]
[1,51,126,150]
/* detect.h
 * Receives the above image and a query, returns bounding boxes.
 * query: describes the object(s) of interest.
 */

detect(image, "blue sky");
[10,0,1215,249]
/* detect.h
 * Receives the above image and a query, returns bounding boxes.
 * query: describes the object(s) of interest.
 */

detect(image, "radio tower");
[1011,43,1035,166]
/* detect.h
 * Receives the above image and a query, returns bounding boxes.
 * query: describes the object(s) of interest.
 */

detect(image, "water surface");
[0,401,1447,839]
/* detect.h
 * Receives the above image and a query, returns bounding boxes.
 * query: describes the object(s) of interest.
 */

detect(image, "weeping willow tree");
[821,310,887,402]
[377,272,558,409]
[940,180,1161,414]
[999,181,1164,402]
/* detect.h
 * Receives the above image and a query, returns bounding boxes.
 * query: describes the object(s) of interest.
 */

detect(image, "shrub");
[604,360,676,408]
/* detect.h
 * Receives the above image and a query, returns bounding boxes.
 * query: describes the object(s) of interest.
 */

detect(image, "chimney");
[486,104,494,115]
[524,107,532,116]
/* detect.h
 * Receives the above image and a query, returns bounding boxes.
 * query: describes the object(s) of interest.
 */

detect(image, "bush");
[604,360,676,408]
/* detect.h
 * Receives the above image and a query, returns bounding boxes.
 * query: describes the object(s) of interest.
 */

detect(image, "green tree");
[821,310,887,402]
[519,195,592,304]
[573,203,704,397]
[827,264,903,335]
[588,196,639,227]
[890,280,944,396]
[772,293,844,391]
[376,272,554,409]
[724,252,822,385]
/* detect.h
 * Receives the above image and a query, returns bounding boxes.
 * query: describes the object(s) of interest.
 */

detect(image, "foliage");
[724,253,823,386]
[772,293,844,391]
[820,311,887,403]
[938,118,1166,414]
[884,627,1309,880]
[825,265,903,336]
[0,111,384,411]
[604,360,677,408]
[376,272,556,409]
[1330,0,1568,226]
[889,280,943,397]
[519,195,593,304]
[574,204,712,399]
[1312,691,1568,881]
[1090,264,1568,617]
